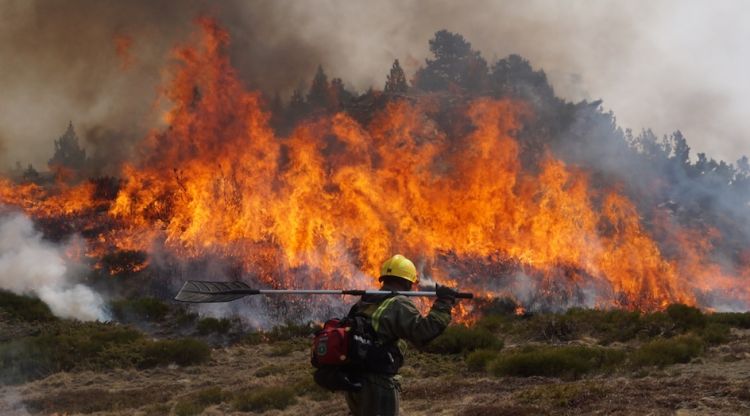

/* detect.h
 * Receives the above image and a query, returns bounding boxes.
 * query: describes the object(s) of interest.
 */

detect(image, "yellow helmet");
[380,254,418,284]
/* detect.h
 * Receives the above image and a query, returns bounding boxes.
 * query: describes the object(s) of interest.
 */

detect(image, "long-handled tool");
[174,280,474,303]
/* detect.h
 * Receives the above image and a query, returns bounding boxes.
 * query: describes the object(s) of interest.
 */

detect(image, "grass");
[427,324,503,354]
[173,386,227,416]
[515,381,608,408]
[489,345,626,378]
[0,289,57,322]
[232,386,297,412]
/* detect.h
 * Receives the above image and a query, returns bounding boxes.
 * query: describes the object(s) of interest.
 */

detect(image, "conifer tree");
[384,59,408,94]
[48,121,87,174]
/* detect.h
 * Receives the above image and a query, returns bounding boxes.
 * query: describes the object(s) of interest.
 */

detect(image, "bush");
[139,338,211,368]
[196,317,232,335]
[708,312,750,329]
[268,341,296,357]
[267,321,317,341]
[0,290,56,322]
[701,323,731,345]
[427,325,502,354]
[110,298,170,322]
[631,335,704,368]
[666,304,706,331]
[0,322,144,384]
[232,386,297,412]
[489,346,625,378]
[465,348,499,372]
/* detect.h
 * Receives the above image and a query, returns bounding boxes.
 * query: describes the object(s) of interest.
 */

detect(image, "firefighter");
[345,254,458,416]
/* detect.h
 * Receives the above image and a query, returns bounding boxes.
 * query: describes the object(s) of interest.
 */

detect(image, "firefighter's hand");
[435,283,459,304]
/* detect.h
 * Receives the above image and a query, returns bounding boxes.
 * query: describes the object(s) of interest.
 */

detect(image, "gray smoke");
[0,209,108,321]
[1,0,748,171]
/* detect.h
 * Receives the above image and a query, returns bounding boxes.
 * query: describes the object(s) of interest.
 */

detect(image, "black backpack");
[311,298,403,391]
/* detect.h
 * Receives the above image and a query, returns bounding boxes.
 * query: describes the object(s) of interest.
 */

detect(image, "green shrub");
[196,317,232,335]
[0,322,145,384]
[0,290,56,322]
[232,386,297,412]
[139,338,211,368]
[489,346,625,378]
[631,335,704,368]
[666,304,706,331]
[241,332,264,345]
[427,325,502,354]
[476,314,512,333]
[110,298,170,322]
[708,312,750,329]
[0,322,211,384]
[465,348,499,372]
[267,321,317,341]
[701,323,731,345]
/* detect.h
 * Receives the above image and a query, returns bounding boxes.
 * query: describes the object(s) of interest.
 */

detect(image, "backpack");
[310,298,403,391]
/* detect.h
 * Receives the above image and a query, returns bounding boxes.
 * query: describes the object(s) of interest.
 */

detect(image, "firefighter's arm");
[378,296,452,348]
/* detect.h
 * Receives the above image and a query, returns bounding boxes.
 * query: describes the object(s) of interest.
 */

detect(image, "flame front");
[2,18,748,312]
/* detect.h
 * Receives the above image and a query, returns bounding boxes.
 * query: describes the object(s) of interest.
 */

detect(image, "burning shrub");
[426,325,503,354]
[196,317,232,335]
[232,385,297,412]
[488,346,626,378]
[110,297,170,322]
[630,335,704,368]
[0,289,57,322]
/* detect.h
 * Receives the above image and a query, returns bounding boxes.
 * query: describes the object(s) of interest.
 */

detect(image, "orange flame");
[1,18,748,313]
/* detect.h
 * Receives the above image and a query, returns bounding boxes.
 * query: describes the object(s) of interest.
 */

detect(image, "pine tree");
[48,121,87,174]
[384,59,408,94]
[307,65,331,109]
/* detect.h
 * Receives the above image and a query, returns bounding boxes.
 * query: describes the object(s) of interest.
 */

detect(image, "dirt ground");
[2,332,750,416]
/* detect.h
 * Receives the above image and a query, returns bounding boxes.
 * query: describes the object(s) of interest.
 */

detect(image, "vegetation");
[232,386,297,412]
[488,346,626,378]
[427,324,503,354]
[0,289,57,322]
[196,317,232,335]
[630,335,704,368]
[0,321,210,384]
[110,297,170,322]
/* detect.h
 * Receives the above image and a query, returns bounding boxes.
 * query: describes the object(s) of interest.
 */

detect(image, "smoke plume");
[0,209,107,321]
[1,1,749,170]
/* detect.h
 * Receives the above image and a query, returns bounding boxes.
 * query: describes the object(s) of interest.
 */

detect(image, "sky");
[1,0,749,169]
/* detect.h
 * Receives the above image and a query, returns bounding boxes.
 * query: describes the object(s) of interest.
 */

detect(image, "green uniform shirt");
[350,289,453,349]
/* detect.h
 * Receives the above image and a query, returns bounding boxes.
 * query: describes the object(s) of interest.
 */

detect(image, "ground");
[2,329,750,415]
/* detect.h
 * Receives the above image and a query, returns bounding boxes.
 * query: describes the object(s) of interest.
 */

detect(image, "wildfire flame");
[1,18,748,313]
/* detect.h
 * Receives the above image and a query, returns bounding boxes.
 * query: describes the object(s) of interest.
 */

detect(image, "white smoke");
[0,209,108,321]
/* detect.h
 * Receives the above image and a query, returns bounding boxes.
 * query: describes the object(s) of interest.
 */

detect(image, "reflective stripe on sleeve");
[371,297,397,333]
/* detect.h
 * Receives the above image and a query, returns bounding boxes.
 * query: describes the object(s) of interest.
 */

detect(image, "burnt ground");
[1,329,750,416]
